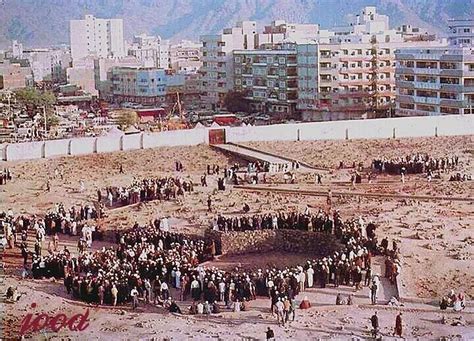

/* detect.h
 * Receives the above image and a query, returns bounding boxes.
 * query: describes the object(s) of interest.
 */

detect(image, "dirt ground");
[2,136,473,340]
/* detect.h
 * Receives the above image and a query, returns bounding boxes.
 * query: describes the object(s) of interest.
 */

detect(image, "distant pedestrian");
[131,287,139,310]
[370,280,378,304]
[394,312,403,337]
[207,196,212,212]
[266,327,275,340]
[370,312,379,338]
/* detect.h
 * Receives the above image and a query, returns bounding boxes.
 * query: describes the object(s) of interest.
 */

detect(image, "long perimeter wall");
[1,114,473,161]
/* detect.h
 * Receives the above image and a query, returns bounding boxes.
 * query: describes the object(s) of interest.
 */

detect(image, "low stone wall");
[205,229,343,256]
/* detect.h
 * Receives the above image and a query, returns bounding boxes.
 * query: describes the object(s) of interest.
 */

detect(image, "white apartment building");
[200,21,258,110]
[257,20,319,47]
[170,40,202,73]
[70,14,125,63]
[448,19,474,46]
[395,47,474,116]
[296,7,447,121]
[23,47,72,83]
[127,34,170,69]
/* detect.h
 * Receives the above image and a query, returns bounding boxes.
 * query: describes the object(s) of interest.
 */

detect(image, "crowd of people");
[101,176,195,207]
[448,173,472,182]
[372,154,459,175]
[22,204,402,318]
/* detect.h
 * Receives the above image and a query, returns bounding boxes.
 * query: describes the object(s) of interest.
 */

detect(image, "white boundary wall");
[225,115,474,142]
[1,115,473,162]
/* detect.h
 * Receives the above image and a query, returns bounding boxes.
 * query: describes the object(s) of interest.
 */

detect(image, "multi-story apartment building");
[233,49,298,115]
[108,66,167,105]
[258,20,319,47]
[395,47,474,116]
[70,14,125,63]
[127,34,170,69]
[200,21,258,110]
[170,40,202,73]
[22,47,72,83]
[0,60,33,90]
[448,19,474,46]
[296,6,447,121]
[94,56,142,100]
[66,57,98,96]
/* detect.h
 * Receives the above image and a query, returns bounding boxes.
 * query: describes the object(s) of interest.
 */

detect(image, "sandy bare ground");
[2,139,474,339]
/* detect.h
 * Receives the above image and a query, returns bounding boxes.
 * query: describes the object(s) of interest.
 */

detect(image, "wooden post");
[392,128,396,139]
[435,126,438,137]
[345,128,349,140]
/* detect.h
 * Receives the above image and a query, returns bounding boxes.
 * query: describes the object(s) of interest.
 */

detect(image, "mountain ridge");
[0,0,472,49]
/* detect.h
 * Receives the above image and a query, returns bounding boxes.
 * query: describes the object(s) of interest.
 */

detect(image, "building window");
[279,93,286,100]
[279,81,285,88]
[235,68,241,74]
[234,56,241,63]
[279,57,285,64]
[235,79,241,85]
[267,56,274,64]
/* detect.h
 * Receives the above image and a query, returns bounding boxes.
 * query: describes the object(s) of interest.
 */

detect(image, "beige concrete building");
[296,7,448,121]
[0,60,33,90]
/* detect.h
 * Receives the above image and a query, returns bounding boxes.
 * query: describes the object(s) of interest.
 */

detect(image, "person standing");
[307,266,314,288]
[370,312,379,338]
[207,196,212,212]
[275,298,285,326]
[111,284,118,306]
[131,287,139,310]
[266,327,275,340]
[394,312,403,337]
[370,280,378,305]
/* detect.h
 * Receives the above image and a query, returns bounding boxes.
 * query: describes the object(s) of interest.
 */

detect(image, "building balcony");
[339,67,372,74]
[396,80,414,89]
[253,62,267,66]
[440,83,463,91]
[339,79,371,86]
[397,94,415,104]
[377,91,394,97]
[440,99,466,108]
[395,53,415,60]
[253,85,267,89]
[414,67,439,75]
[440,55,463,62]
[396,108,435,116]
[439,69,463,77]
[464,86,474,93]
[414,81,440,90]
[340,55,371,62]
[414,96,440,105]
[395,67,414,75]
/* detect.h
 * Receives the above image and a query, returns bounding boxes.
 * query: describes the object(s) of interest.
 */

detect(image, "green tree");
[117,109,139,129]
[14,87,56,113]
[223,90,251,113]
